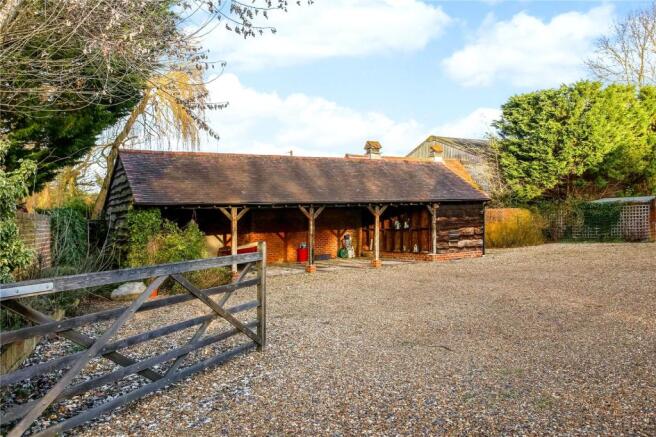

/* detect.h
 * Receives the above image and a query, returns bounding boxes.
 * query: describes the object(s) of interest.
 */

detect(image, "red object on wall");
[297,247,308,262]
[237,245,258,254]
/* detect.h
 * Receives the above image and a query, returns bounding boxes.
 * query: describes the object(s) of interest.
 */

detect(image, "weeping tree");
[92,68,224,217]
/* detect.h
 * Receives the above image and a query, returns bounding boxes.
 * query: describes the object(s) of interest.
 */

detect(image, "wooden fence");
[0,242,267,437]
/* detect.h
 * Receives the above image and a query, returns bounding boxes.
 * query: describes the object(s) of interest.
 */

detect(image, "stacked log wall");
[103,159,133,245]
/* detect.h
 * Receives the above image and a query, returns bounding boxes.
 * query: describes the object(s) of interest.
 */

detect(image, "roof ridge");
[119,149,443,165]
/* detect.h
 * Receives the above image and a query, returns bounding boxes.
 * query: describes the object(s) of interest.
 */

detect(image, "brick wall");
[15,212,51,268]
[240,208,362,263]
[170,203,485,265]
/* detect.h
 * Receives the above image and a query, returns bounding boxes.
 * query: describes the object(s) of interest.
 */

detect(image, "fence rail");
[0,242,267,437]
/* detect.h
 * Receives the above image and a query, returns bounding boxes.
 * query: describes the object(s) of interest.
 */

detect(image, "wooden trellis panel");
[0,243,267,437]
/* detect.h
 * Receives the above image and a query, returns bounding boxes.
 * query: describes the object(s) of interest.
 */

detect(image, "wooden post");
[309,206,315,266]
[367,205,388,267]
[230,207,238,274]
[219,207,250,279]
[427,203,439,260]
[299,206,324,273]
[256,241,267,351]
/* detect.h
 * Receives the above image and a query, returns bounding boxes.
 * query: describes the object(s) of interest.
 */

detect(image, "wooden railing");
[0,242,267,437]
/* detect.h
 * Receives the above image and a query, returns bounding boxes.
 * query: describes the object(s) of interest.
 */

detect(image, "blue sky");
[197,0,650,157]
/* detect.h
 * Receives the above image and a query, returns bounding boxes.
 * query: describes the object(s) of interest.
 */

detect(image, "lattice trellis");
[573,204,652,241]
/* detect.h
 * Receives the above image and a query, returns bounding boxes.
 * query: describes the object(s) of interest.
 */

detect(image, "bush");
[126,209,207,267]
[125,209,220,294]
[485,208,545,248]
[1,141,36,283]
[50,205,88,266]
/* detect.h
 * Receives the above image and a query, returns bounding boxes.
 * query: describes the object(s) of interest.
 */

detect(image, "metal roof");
[591,196,655,204]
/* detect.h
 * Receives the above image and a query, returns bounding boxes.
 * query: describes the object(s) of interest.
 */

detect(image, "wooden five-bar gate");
[0,242,267,436]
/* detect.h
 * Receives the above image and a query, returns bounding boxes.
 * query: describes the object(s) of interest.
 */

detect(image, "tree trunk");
[92,94,150,219]
[0,0,23,34]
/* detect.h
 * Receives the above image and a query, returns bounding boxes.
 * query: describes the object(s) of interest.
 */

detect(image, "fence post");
[256,241,267,351]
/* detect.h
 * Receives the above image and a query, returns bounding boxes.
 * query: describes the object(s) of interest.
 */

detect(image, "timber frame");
[0,244,267,436]
[218,206,251,276]
[299,205,325,271]
[367,205,388,267]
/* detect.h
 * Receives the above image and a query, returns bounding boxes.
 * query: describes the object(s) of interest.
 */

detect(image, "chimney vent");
[364,140,382,159]
[430,144,444,162]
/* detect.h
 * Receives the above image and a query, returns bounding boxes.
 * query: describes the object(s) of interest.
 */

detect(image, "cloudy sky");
[195,0,648,157]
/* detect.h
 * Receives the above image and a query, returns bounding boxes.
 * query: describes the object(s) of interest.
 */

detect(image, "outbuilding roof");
[407,135,492,159]
[118,150,489,206]
[591,196,655,204]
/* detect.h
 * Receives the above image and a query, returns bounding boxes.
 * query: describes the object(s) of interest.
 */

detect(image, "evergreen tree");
[493,81,656,200]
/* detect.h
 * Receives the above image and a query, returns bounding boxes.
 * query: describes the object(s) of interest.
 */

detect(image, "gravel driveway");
[71,243,656,436]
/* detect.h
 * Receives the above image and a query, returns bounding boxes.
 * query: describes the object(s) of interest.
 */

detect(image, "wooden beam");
[170,274,261,345]
[374,208,380,262]
[367,205,388,264]
[428,203,440,255]
[218,207,249,275]
[256,241,267,351]
[0,301,162,385]
[1,278,259,346]
[299,205,311,219]
[308,206,315,265]
[218,207,231,221]
[236,207,250,221]
[299,206,324,267]
[0,253,263,301]
[230,207,238,274]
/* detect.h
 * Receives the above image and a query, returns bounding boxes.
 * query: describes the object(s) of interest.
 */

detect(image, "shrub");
[126,209,207,268]
[126,209,164,267]
[126,209,224,294]
[0,141,36,283]
[485,208,545,248]
[50,205,88,266]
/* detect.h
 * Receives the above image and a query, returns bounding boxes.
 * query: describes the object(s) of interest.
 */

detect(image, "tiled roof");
[118,150,490,206]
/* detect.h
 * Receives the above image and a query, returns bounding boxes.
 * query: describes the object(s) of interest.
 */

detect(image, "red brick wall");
[169,203,484,264]
[15,212,51,268]
[240,208,361,263]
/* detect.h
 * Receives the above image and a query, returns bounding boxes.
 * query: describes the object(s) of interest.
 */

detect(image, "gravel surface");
[6,243,656,436]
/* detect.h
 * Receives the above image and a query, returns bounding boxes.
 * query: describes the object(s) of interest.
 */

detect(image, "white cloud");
[432,107,501,139]
[202,74,425,156]
[442,5,615,87]
[204,0,451,70]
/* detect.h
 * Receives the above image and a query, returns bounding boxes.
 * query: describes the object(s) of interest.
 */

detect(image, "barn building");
[407,135,498,193]
[103,142,489,273]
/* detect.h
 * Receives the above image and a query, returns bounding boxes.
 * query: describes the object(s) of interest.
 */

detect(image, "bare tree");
[2,0,312,192]
[587,1,656,87]
[0,0,299,115]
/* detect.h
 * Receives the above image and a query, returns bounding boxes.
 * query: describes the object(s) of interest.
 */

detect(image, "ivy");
[0,140,36,283]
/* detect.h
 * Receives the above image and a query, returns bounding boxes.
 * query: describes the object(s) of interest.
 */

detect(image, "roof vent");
[364,140,382,159]
[430,144,444,162]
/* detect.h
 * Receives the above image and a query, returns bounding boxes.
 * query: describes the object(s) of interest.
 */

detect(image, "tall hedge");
[493,81,656,200]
